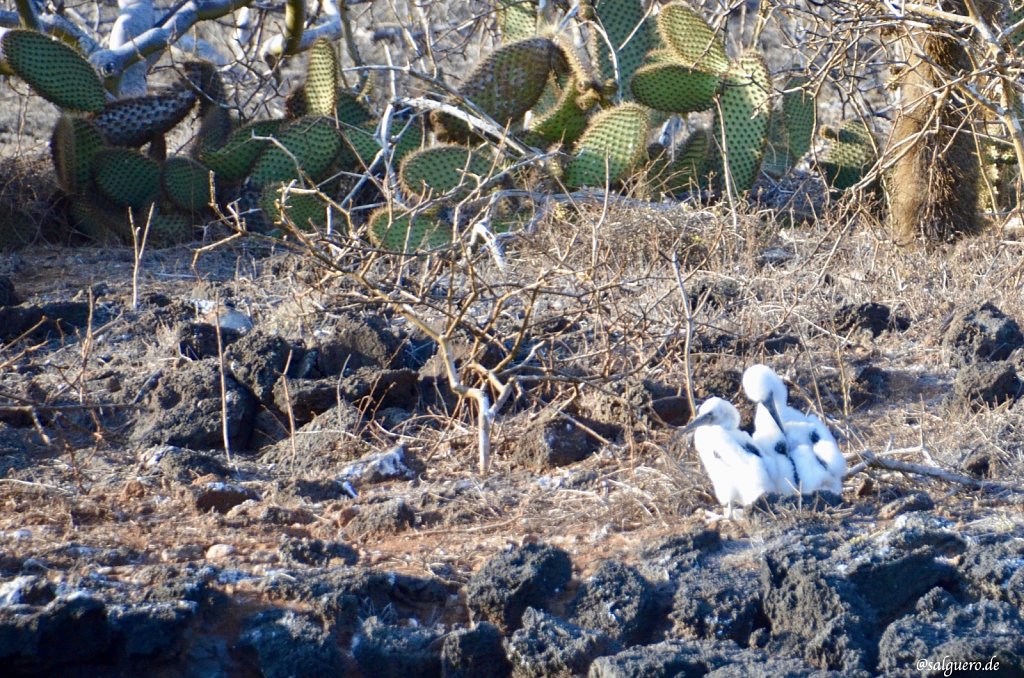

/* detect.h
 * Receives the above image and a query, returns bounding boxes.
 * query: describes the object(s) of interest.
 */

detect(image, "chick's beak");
[682,410,715,434]
[763,398,785,434]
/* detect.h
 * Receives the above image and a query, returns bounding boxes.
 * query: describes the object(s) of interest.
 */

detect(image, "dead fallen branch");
[848,447,1020,493]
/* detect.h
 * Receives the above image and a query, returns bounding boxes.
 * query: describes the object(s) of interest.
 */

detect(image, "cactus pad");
[93,148,161,209]
[528,76,592,145]
[260,182,337,232]
[51,114,105,195]
[564,102,650,188]
[711,53,771,194]
[250,116,343,187]
[648,129,710,196]
[432,37,561,141]
[337,90,374,127]
[147,210,195,248]
[91,88,198,147]
[368,205,454,252]
[656,3,729,75]
[631,62,719,113]
[497,0,537,44]
[198,119,283,181]
[163,156,214,212]
[782,78,815,162]
[594,0,654,92]
[819,120,877,190]
[305,38,339,117]
[399,144,497,199]
[2,29,105,113]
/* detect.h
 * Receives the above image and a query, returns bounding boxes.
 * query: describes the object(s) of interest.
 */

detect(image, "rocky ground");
[0,1,1022,674]
[0,202,1023,677]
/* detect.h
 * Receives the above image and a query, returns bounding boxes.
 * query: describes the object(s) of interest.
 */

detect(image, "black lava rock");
[942,302,1024,367]
[352,615,444,678]
[504,607,619,677]
[568,560,660,645]
[441,622,511,678]
[465,543,573,632]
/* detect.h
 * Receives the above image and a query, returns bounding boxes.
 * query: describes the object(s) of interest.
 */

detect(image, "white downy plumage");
[741,364,846,495]
[684,397,773,517]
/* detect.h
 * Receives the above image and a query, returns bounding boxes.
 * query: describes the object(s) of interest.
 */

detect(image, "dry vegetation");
[0,0,1022,585]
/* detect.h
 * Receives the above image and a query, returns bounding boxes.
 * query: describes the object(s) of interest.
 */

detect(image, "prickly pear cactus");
[432,37,564,141]
[260,182,338,232]
[564,102,650,189]
[527,76,593,146]
[1,29,106,113]
[91,88,198,147]
[782,78,815,163]
[51,115,105,195]
[399,144,498,199]
[368,205,454,252]
[92,148,161,210]
[198,119,284,182]
[162,156,214,213]
[656,3,729,75]
[630,62,719,114]
[304,38,340,118]
[819,120,877,190]
[592,0,654,95]
[497,0,538,44]
[711,53,771,194]
[249,116,343,187]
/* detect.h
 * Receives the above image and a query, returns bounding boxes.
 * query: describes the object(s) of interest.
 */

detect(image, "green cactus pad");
[528,76,592,145]
[368,205,454,252]
[497,0,537,44]
[761,78,816,179]
[630,62,719,113]
[340,124,380,170]
[91,88,198,147]
[564,102,650,189]
[250,116,343,187]
[656,3,729,75]
[711,53,771,194]
[594,0,654,92]
[305,38,339,117]
[51,114,105,195]
[399,144,497,199]
[819,120,876,190]
[198,119,283,181]
[432,37,560,141]
[162,156,215,212]
[337,90,374,127]
[93,148,161,210]
[147,210,195,248]
[1009,2,1024,51]
[782,77,815,162]
[648,129,710,196]
[260,182,338,232]
[70,198,130,244]
[1,29,105,113]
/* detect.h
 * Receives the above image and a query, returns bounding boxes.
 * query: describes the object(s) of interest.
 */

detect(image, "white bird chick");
[742,364,846,495]
[683,397,773,518]
[741,365,799,494]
